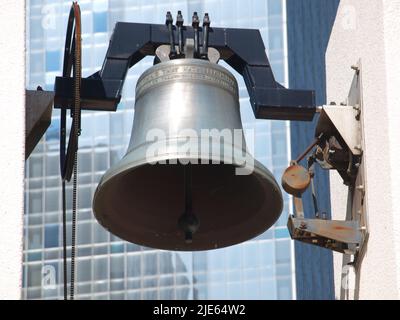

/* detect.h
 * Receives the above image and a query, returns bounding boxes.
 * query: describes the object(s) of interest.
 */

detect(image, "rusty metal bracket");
[285,61,368,263]
[288,216,361,254]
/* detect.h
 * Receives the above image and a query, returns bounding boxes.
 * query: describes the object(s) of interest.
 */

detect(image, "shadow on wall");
[286,0,340,300]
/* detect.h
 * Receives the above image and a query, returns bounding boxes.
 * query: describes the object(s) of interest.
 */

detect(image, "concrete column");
[326,0,400,299]
[0,0,26,300]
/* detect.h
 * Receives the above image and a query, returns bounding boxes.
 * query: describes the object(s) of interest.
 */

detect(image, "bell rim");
[97,140,276,187]
[93,153,283,251]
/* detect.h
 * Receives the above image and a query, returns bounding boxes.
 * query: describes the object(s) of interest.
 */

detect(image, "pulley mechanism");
[281,63,368,267]
[58,1,82,300]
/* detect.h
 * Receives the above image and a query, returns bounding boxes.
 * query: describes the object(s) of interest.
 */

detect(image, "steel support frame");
[54,22,316,121]
[287,62,368,263]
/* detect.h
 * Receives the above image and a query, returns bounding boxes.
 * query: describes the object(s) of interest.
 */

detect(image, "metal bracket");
[54,19,316,121]
[286,61,368,263]
[343,61,369,268]
[288,216,361,254]
[25,89,54,159]
[315,105,362,156]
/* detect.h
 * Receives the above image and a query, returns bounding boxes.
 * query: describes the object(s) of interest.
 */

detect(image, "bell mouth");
[93,154,283,251]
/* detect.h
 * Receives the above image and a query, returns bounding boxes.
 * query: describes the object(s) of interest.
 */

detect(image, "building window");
[275,227,290,239]
[29,156,43,178]
[44,224,59,248]
[28,226,43,250]
[110,255,124,279]
[93,12,107,33]
[46,118,59,142]
[27,264,42,287]
[45,51,60,72]
[94,257,108,280]
[29,191,42,214]
[277,278,292,299]
[127,255,141,278]
[110,243,124,254]
[268,0,282,16]
[77,259,92,282]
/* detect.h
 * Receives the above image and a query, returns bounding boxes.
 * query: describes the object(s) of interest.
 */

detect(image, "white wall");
[0,0,25,300]
[326,0,400,299]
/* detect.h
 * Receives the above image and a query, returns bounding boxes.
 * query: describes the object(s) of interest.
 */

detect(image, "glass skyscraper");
[286,0,338,299]
[24,0,294,300]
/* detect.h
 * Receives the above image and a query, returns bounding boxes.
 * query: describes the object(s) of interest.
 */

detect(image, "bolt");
[359,226,367,231]
[340,101,347,106]
[351,65,360,75]
[353,104,361,120]
[329,101,337,105]
[354,145,362,151]
[354,163,361,169]
[344,249,355,256]
[300,221,307,230]
[356,185,364,191]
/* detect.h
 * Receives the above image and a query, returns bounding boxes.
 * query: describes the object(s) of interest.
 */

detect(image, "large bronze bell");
[93,59,283,251]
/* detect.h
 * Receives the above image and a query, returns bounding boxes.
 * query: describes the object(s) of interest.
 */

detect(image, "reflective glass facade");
[24,0,294,300]
[287,0,338,299]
